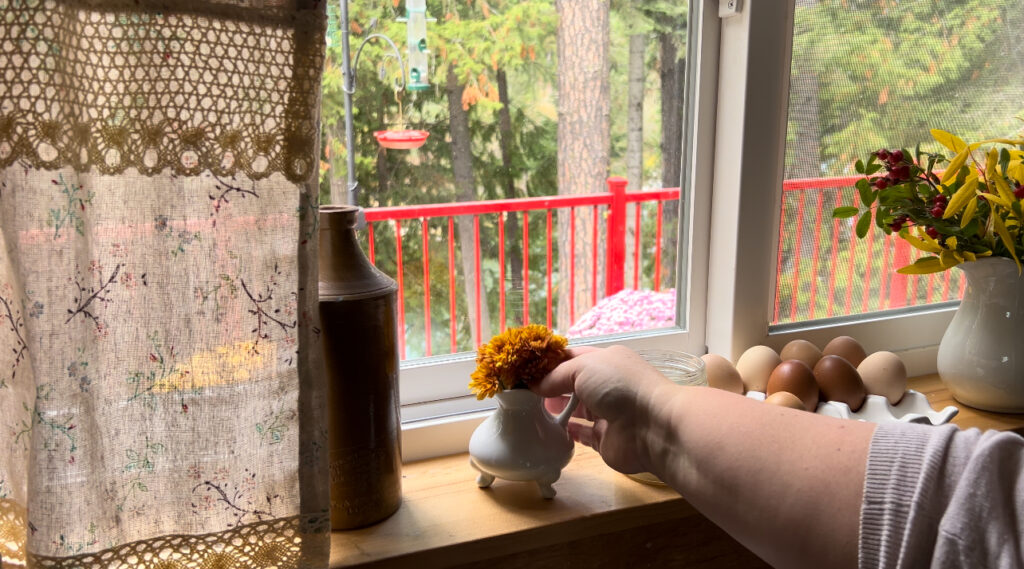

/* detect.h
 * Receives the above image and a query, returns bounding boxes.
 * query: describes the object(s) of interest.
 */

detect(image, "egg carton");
[745,389,959,425]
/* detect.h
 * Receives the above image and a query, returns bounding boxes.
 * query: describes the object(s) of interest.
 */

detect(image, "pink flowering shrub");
[567,288,676,338]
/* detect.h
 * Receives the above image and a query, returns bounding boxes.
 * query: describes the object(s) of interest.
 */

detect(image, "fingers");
[544,394,597,421]
[568,418,608,450]
[530,345,601,398]
[565,345,601,358]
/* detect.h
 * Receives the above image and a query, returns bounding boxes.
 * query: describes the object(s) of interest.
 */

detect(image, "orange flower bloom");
[468,324,568,400]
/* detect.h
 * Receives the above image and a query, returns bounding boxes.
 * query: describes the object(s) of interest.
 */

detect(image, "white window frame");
[399,0,721,462]
[704,0,954,376]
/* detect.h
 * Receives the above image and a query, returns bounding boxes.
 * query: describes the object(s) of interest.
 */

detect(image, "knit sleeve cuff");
[859,422,954,569]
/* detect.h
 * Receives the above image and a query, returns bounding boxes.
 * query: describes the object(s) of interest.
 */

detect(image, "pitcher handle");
[555,393,579,429]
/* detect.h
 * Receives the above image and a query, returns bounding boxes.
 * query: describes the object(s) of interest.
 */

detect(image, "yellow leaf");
[931,129,968,152]
[979,192,1011,209]
[897,258,947,274]
[939,249,960,269]
[975,137,1024,146]
[992,214,1022,271]
[944,174,979,218]
[986,147,999,180]
[961,195,979,229]
[963,251,977,262]
[941,146,972,184]
[901,231,942,253]
[945,236,958,249]
[993,173,1016,206]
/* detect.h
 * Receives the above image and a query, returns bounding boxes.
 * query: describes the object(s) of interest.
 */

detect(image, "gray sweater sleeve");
[859,422,1024,569]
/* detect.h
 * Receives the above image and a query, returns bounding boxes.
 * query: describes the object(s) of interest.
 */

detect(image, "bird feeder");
[374,129,429,150]
[403,0,431,91]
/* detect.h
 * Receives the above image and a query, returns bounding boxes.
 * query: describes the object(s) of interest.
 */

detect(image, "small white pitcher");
[468,389,579,498]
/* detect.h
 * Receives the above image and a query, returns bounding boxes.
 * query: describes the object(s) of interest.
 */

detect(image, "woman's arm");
[533,345,877,569]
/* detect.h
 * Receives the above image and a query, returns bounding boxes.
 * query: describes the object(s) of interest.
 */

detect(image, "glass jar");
[626,349,706,486]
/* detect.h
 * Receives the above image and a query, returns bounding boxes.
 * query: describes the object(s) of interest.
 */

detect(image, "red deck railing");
[773,176,964,324]
[362,175,965,360]
[362,178,678,359]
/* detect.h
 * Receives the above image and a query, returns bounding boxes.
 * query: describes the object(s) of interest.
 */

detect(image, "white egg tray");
[745,389,958,425]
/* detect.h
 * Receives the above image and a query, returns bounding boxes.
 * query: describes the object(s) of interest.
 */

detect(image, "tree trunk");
[329,123,347,205]
[657,30,685,290]
[446,66,492,346]
[497,69,524,328]
[555,0,610,331]
[626,34,645,193]
[626,33,645,290]
[659,32,685,191]
[782,0,821,316]
[788,0,821,180]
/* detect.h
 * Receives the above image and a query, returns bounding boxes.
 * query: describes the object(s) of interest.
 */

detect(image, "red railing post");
[888,238,911,308]
[605,177,628,297]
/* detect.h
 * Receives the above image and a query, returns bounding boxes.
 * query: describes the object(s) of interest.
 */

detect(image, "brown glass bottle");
[319,205,402,529]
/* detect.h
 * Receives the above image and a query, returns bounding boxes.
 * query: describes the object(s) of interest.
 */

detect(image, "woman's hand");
[529,345,677,474]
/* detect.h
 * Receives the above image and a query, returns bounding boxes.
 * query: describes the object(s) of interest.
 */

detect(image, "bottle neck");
[319,206,397,299]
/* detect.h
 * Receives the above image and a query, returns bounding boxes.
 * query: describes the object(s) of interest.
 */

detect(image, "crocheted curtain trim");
[0,1,325,184]
[1,499,330,569]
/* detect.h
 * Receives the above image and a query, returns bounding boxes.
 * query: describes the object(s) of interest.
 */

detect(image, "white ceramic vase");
[937,257,1024,412]
[468,389,578,498]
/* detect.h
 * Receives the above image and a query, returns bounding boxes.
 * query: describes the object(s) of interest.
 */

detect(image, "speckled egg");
[857,351,908,405]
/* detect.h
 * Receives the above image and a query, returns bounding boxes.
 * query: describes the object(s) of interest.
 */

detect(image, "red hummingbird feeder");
[373,129,430,150]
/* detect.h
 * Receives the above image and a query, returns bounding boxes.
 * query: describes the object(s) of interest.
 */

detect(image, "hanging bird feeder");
[374,129,430,150]
[338,0,435,204]
[373,89,429,150]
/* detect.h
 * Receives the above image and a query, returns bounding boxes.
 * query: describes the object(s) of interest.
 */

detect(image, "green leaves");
[855,211,872,238]
[855,177,877,206]
[832,206,859,218]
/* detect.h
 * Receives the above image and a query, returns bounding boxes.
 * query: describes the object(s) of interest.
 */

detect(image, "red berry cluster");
[872,149,911,190]
[889,215,909,232]
[1015,182,1024,200]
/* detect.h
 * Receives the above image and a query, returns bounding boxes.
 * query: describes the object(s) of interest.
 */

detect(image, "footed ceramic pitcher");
[469,389,579,498]
[937,257,1024,412]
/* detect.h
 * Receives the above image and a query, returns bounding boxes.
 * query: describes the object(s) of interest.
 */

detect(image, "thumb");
[528,345,600,398]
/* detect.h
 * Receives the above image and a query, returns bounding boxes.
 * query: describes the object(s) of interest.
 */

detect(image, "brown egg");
[813,355,867,411]
[764,391,806,410]
[822,336,867,368]
[735,345,782,393]
[766,360,819,412]
[857,351,908,405]
[701,353,745,394]
[780,339,823,369]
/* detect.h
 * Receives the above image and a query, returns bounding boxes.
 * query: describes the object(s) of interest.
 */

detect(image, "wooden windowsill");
[330,374,1024,568]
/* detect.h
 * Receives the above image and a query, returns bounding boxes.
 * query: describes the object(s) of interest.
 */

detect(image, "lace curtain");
[0,1,329,567]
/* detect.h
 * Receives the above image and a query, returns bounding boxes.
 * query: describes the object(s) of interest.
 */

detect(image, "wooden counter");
[331,374,1024,568]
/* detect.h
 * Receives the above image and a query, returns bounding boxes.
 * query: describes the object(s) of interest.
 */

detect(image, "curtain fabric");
[0,1,329,567]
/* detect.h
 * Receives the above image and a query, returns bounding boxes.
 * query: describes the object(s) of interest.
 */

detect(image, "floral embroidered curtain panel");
[0,1,329,567]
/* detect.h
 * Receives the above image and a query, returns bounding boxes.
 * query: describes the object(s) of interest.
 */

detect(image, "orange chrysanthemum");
[468,324,568,400]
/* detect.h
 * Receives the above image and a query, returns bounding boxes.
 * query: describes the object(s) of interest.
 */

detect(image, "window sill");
[330,375,1024,568]
[330,443,716,568]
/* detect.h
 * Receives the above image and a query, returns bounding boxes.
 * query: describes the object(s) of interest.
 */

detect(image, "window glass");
[321,1,691,361]
[774,0,1024,325]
